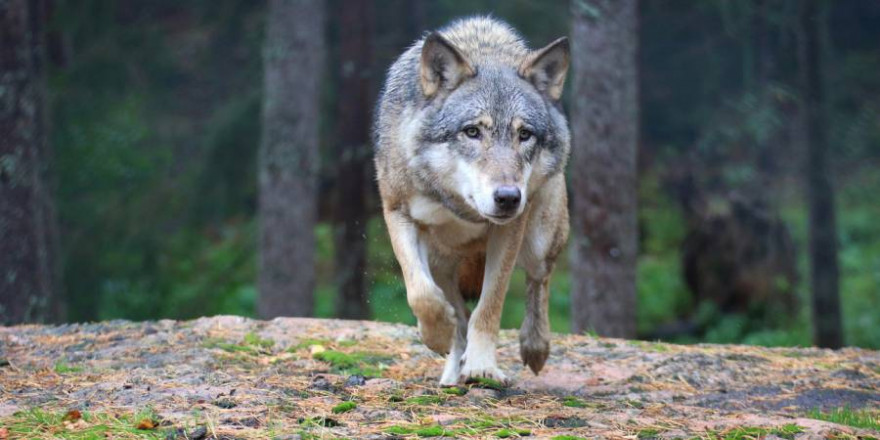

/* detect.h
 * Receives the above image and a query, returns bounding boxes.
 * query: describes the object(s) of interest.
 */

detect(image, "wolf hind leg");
[520,274,552,374]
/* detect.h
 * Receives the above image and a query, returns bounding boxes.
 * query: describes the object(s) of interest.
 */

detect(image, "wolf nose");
[493,186,521,211]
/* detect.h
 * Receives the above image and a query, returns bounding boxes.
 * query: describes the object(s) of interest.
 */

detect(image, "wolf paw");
[414,294,456,355]
[458,352,509,385]
[519,332,550,375]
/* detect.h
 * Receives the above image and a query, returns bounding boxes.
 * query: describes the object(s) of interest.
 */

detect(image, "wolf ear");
[520,37,570,101]
[420,32,475,98]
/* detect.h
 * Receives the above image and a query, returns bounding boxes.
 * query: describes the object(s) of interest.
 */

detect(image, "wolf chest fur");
[374,16,571,385]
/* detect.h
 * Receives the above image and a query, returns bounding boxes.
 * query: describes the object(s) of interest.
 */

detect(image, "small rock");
[309,375,334,391]
[344,375,367,387]
[188,427,208,440]
[213,398,237,409]
[467,387,499,402]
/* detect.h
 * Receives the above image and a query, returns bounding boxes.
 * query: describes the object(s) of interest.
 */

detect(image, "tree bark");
[333,0,373,320]
[0,0,62,325]
[798,0,843,349]
[569,0,640,338]
[257,0,325,318]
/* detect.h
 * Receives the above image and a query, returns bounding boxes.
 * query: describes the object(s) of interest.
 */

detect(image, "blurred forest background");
[1,0,878,349]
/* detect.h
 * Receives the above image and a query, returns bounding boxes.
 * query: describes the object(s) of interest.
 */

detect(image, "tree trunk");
[0,0,62,325]
[798,0,842,349]
[333,0,373,320]
[569,0,640,338]
[257,0,325,318]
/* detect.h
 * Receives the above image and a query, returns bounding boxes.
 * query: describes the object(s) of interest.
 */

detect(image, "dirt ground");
[1,316,878,439]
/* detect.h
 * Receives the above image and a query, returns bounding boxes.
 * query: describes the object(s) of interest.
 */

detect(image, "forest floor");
[0,316,878,439]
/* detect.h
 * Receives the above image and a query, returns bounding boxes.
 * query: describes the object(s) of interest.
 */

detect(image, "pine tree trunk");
[569,0,640,338]
[257,0,325,318]
[798,0,843,349]
[0,0,62,325]
[333,0,373,320]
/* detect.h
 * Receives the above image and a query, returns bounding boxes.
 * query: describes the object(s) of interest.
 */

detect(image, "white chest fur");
[408,195,489,248]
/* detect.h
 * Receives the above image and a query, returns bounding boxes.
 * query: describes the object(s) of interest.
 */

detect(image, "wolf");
[374,16,570,386]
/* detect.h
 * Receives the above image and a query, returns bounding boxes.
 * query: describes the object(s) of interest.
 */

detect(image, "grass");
[2,408,166,439]
[808,407,880,431]
[704,424,805,440]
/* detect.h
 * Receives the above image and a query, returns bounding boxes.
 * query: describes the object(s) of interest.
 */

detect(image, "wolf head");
[410,29,570,225]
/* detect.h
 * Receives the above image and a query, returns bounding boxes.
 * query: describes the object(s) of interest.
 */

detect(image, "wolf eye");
[518,129,533,141]
[463,126,481,139]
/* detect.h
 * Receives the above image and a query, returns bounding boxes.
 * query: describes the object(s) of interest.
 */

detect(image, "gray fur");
[373,16,571,385]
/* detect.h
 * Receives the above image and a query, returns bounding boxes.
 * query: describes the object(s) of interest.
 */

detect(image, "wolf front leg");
[383,208,457,355]
[431,260,469,386]
[459,217,527,384]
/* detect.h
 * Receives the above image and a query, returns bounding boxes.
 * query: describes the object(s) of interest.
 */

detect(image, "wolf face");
[408,32,570,225]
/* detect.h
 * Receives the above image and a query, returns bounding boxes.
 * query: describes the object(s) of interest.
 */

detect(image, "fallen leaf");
[62,409,82,422]
[310,344,326,355]
[136,418,156,430]
[0,427,8,440]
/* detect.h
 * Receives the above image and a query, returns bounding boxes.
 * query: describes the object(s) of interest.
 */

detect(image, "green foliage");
[44,1,880,351]
[808,407,880,431]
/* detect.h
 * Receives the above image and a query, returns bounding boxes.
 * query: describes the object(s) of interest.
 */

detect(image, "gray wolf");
[374,16,570,385]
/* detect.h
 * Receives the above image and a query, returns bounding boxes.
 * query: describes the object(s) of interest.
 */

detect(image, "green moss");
[624,399,645,409]
[403,395,444,405]
[808,407,880,430]
[54,361,85,374]
[384,425,452,437]
[552,436,587,440]
[311,350,392,377]
[638,428,661,439]
[288,338,332,352]
[384,425,413,435]
[495,428,532,437]
[463,418,502,429]
[313,350,359,369]
[442,386,467,396]
[331,401,357,414]
[467,376,506,390]
[561,396,588,408]
[203,333,274,355]
[243,332,274,348]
